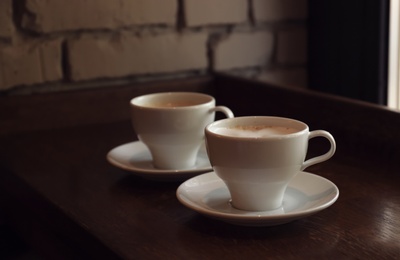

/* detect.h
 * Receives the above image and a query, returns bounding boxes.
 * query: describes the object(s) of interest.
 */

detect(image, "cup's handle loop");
[301,130,336,171]
[210,106,234,119]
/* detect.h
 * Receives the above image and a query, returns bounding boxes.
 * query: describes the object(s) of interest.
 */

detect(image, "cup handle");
[301,130,336,171]
[210,106,234,118]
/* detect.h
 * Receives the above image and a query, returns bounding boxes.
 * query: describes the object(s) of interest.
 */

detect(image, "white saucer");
[106,141,212,181]
[176,171,339,226]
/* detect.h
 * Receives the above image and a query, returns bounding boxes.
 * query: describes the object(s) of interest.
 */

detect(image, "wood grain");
[0,74,399,259]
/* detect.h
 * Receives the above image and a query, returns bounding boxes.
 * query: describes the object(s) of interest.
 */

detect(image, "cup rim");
[205,116,308,140]
[130,92,214,110]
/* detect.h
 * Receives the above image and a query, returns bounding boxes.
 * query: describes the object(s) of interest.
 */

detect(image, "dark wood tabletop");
[1,74,400,259]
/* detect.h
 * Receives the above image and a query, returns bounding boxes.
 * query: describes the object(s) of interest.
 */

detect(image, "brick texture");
[68,33,208,81]
[213,32,274,70]
[253,0,308,22]
[0,0,14,38]
[277,29,307,64]
[184,0,248,27]
[23,0,178,33]
[0,0,308,91]
[0,40,62,90]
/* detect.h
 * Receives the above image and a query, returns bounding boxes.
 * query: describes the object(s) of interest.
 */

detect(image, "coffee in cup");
[205,116,336,211]
[131,92,234,170]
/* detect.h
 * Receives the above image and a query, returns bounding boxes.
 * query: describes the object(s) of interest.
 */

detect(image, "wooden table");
[1,74,400,259]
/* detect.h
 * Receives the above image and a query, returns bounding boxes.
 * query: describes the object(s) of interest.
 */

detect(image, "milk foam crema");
[150,101,198,108]
[213,125,299,138]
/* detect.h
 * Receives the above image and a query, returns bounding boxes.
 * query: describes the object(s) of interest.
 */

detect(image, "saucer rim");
[176,171,339,225]
[106,141,212,179]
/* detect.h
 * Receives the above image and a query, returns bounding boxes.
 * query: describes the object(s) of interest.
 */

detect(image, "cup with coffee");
[130,92,234,170]
[205,116,336,211]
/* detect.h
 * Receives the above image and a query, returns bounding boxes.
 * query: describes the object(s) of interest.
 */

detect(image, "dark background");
[308,0,389,105]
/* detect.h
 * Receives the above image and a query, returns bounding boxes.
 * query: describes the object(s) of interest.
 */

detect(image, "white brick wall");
[68,33,208,81]
[0,0,308,91]
[0,40,62,90]
[184,0,248,27]
[23,0,178,33]
[213,32,274,70]
[253,0,308,22]
[0,0,13,38]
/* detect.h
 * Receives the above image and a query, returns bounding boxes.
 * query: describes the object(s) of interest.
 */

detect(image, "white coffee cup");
[205,116,336,212]
[130,92,234,170]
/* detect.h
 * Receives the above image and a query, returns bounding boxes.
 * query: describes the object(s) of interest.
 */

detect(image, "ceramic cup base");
[228,200,285,214]
[149,145,199,170]
[227,184,288,212]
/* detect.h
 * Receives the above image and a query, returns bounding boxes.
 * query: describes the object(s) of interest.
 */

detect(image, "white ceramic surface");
[205,116,336,211]
[131,92,233,170]
[107,141,212,181]
[176,171,339,226]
